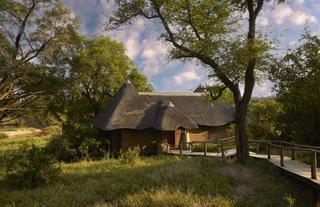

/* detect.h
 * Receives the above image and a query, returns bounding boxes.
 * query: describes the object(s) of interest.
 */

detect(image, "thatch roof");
[153,101,198,130]
[93,80,235,131]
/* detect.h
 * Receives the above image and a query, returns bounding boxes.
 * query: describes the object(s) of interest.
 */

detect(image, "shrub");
[0,132,9,139]
[119,146,140,165]
[79,138,105,161]
[46,124,109,162]
[46,135,77,162]
[5,144,61,188]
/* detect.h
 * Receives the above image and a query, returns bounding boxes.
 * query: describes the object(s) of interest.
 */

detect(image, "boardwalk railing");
[162,136,236,158]
[249,139,320,180]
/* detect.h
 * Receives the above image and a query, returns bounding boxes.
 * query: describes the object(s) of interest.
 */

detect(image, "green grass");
[0,136,316,207]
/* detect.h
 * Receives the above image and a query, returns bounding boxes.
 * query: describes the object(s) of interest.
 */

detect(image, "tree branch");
[206,84,227,101]
[13,0,37,60]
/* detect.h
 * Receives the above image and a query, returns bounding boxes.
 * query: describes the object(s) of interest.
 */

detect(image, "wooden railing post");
[291,149,295,160]
[190,143,193,152]
[267,143,271,159]
[204,142,207,157]
[220,141,225,158]
[179,141,182,155]
[311,151,317,179]
[280,146,284,167]
[256,144,260,154]
[166,144,169,153]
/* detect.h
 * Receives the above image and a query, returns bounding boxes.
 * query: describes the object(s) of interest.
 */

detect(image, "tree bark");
[235,101,250,163]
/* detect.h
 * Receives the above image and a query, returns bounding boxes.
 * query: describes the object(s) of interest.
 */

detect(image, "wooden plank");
[250,153,320,185]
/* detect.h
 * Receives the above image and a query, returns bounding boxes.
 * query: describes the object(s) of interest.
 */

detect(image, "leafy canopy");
[269,32,320,144]
[0,0,78,124]
[47,35,153,124]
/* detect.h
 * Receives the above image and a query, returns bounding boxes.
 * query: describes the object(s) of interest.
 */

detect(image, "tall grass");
[0,135,316,207]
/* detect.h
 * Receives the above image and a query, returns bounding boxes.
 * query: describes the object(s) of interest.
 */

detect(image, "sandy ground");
[1,129,43,137]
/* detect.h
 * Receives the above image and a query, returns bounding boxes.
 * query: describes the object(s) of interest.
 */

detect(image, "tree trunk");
[235,102,250,163]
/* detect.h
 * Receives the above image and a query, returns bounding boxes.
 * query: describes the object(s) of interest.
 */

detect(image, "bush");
[46,135,77,162]
[119,146,140,165]
[0,132,9,139]
[44,125,62,135]
[46,124,109,162]
[5,144,61,188]
[192,144,220,153]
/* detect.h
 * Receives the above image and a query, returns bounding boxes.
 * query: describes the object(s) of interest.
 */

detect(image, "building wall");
[121,129,163,154]
[174,125,232,146]
[102,125,233,154]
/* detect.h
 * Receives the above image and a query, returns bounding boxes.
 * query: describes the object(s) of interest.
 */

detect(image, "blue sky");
[63,0,320,96]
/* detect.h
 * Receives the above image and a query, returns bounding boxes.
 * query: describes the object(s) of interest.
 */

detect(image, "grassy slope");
[0,136,315,207]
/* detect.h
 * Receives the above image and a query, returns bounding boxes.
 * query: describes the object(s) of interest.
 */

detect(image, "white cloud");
[259,16,269,27]
[291,11,317,25]
[295,0,304,5]
[272,5,293,25]
[173,65,201,86]
[111,19,146,59]
[271,4,317,26]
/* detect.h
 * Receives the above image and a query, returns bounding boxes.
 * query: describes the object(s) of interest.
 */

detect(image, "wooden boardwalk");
[164,138,320,189]
[167,148,237,157]
[250,153,320,186]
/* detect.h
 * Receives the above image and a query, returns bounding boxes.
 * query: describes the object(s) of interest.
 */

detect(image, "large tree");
[47,35,153,125]
[0,0,78,124]
[107,0,271,163]
[270,32,320,145]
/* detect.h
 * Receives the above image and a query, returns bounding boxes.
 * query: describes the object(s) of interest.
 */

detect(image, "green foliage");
[283,193,296,207]
[5,144,60,188]
[269,32,320,144]
[203,84,234,105]
[0,133,8,139]
[0,0,78,123]
[247,99,283,140]
[46,135,77,162]
[46,125,108,162]
[47,35,152,125]
[119,146,140,165]
[192,144,220,153]
[108,1,272,88]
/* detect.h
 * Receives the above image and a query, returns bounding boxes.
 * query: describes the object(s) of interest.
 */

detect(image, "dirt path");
[1,129,44,137]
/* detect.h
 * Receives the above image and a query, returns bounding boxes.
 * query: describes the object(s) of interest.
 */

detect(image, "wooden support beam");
[166,144,169,153]
[204,142,207,157]
[311,151,317,179]
[267,143,271,159]
[179,141,182,155]
[280,146,284,167]
[190,143,193,152]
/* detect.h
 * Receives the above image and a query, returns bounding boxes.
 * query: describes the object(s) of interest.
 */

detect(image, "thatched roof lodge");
[93,80,235,155]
